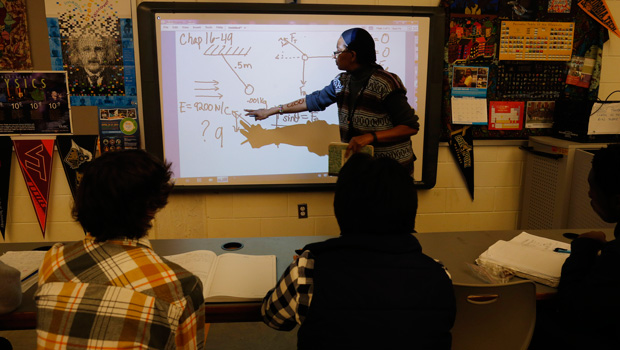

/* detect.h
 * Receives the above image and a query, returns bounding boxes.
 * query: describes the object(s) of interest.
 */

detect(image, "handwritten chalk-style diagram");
[159,18,419,181]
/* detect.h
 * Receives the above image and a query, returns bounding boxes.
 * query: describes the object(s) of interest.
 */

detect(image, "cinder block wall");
[4,0,619,242]
[6,142,527,242]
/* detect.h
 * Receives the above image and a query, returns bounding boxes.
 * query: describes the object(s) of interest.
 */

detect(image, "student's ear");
[349,50,357,62]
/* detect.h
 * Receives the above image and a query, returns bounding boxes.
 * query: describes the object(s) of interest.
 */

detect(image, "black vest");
[297,234,455,350]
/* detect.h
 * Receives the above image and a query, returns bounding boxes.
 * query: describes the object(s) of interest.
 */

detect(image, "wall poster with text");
[0,71,71,134]
[98,108,139,153]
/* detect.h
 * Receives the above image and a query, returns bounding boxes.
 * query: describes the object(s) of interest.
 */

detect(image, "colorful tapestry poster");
[449,126,474,200]
[0,136,12,238]
[489,101,525,130]
[56,135,97,199]
[0,71,71,134]
[45,1,137,108]
[447,15,497,65]
[98,108,139,153]
[0,0,32,70]
[578,0,620,38]
[13,138,55,237]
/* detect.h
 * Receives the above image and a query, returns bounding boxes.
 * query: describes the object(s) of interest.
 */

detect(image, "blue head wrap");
[341,28,376,64]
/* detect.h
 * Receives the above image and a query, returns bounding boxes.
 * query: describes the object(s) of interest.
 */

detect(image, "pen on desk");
[553,247,571,254]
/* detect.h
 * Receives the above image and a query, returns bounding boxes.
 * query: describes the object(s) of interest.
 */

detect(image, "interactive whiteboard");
[137,3,444,189]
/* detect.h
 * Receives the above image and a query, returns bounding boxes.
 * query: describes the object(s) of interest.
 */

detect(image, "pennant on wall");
[13,139,55,237]
[57,135,98,199]
[449,126,475,200]
[0,137,13,239]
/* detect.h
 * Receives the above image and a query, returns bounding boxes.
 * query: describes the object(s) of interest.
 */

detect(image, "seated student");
[35,150,205,350]
[261,153,456,349]
[0,261,21,315]
[558,144,620,349]
[0,261,21,349]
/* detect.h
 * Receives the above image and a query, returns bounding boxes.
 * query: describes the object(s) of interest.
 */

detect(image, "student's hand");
[345,134,374,158]
[244,108,273,121]
[578,231,607,243]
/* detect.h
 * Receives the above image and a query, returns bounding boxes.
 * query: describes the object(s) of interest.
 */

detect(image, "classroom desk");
[0,228,613,330]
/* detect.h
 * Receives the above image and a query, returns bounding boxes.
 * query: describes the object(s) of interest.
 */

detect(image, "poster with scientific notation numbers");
[0,71,72,135]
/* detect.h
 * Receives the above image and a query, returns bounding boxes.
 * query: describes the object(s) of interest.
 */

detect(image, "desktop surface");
[0,228,612,329]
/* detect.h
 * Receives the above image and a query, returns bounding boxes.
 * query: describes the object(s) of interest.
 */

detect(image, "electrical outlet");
[298,204,308,219]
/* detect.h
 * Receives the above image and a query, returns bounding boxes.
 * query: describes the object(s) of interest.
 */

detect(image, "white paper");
[588,102,620,135]
[208,253,276,299]
[451,97,488,125]
[164,250,276,301]
[478,240,569,279]
[476,232,572,287]
[0,251,47,280]
[510,232,570,251]
[164,250,217,298]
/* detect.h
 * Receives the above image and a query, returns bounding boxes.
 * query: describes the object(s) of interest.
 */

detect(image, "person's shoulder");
[44,241,77,260]
[371,69,405,90]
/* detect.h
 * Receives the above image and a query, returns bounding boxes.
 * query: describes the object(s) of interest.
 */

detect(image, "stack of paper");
[476,232,571,287]
[0,251,47,292]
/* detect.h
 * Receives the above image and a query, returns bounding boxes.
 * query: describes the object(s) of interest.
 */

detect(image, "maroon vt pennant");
[13,139,55,237]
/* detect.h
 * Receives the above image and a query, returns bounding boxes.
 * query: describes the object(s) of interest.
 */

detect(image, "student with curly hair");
[35,150,205,349]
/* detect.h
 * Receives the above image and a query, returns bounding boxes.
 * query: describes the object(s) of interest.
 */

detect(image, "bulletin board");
[439,0,611,141]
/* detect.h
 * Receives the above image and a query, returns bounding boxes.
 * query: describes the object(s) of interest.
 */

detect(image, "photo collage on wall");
[46,1,139,152]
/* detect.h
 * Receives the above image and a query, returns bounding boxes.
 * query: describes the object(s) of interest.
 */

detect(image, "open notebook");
[476,232,571,287]
[0,250,47,292]
[164,250,276,302]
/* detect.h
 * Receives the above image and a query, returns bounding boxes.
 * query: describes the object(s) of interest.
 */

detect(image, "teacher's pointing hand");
[244,108,275,121]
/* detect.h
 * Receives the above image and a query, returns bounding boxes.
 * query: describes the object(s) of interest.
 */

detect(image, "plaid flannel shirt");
[35,236,205,350]
[261,247,452,332]
[261,250,314,330]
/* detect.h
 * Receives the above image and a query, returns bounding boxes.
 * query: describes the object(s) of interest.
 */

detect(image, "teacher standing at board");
[244,27,419,175]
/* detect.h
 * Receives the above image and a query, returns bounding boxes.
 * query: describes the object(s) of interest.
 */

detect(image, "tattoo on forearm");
[286,99,304,108]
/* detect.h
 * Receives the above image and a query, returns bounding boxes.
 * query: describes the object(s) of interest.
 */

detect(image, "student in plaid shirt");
[261,153,456,349]
[35,150,205,350]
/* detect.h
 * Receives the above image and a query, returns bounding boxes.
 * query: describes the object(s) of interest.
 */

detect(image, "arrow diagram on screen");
[195,80,223,98]
[238,119,339,157]
[278,37,331,97]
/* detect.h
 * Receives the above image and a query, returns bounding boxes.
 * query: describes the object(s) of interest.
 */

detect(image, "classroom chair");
[451,280,537,350]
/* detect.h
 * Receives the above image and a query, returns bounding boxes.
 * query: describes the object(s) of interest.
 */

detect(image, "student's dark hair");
[341,28,376,65]
[334,153,417,235]
[72,150,173,242]
[591,143,620,196]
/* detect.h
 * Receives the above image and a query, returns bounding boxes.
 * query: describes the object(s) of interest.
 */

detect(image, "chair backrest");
[451,280,537,350]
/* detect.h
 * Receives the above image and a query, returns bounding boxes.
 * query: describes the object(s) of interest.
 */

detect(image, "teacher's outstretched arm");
[245,98,308,121]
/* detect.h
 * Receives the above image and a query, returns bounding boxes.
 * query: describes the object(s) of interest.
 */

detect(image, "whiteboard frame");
[136,2,444,190]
